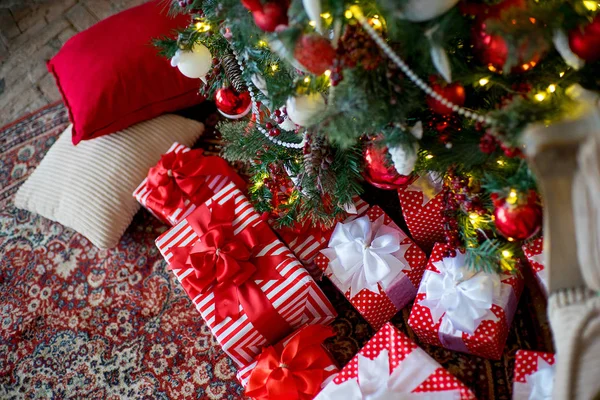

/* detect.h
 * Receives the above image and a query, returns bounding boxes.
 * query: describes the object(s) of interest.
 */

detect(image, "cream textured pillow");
[14,114,204,249]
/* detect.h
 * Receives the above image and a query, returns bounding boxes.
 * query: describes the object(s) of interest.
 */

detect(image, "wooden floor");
[0,0,144,127]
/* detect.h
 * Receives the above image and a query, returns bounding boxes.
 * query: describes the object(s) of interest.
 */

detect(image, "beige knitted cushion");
[14,114,204,249]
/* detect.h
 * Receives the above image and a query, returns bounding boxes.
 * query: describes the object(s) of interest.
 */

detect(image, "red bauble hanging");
[493,190,542,240]
[241,0,289,32]
[215,87,252,119]
[568,16,600,62]
[362,141,412,190]
[426,81,466,115]
[294,33,336,75]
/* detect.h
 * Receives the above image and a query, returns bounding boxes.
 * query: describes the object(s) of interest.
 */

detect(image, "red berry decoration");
[362,140,412,190]
[294,33,336,75]
[215,86,252,119]
[568,15,600,63]
[426,81,466,115]
[479,133,497,154]
[493,190,542,240]
[242,0,289,32]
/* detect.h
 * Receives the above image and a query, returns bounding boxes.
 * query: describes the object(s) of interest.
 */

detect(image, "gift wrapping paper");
[513,350,555,400]
[522,237,548,297]
[133,142,244,226]
[236,324,338,399]
[274,197,370,278]
[397,173,446,252]
[315,322,476,399]
[314,205,428,330]
[155,182,336,366]
[408,242,524,360]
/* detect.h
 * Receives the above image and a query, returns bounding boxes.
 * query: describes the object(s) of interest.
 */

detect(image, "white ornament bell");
[171,43,212,80]
[285,93,325,127]
[398,0,459,22]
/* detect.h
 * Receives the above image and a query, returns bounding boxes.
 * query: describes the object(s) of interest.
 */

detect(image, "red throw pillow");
[48,0,202,145]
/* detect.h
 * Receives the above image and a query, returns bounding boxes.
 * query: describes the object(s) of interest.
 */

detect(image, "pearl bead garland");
[351,7,494,125]
[230,47,307,149]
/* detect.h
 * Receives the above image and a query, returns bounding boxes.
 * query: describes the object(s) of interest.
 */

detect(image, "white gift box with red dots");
[512,350,555,400]
[397,174,446,253]
[314,206,428,331]
[316,323,476,399]
[522,237,548,297]
[408,242,524,360]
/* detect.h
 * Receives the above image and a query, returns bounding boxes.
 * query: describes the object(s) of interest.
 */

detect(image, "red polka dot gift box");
[397,173,446,253]
[408,242,524,360]
[315,322,476,399]
[512,350,555,400]
[155,182,336,367]
[314,206,428,331]
[272,197,369,279]
[236,324,339,399]
[133,142,245,226]
[522,237,548,297]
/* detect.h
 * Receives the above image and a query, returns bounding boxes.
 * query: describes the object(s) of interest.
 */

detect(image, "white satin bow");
[316,348,460,400]
[321,215,409,296]
[420,251,501,334]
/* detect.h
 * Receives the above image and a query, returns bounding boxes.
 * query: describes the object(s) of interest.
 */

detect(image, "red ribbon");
[278,220,332,249]
[146,148,245,213]
[168,199,292,343]
[245,325,337,400]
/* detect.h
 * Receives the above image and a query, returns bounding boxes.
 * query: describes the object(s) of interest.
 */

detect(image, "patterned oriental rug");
[0,103,554,399]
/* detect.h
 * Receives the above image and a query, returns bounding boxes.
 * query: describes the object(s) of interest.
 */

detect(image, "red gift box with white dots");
[408,243,524,360]
[397,174,446,253]
[522,237,548,297]
[314,206,428,331]
[513,350,555,400]
[317,323,476,399]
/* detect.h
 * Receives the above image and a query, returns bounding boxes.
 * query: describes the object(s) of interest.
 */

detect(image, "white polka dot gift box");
[155,182,337,367]
[272,197,369,279]
[315,322,476,399]
[236,324,339,399]
[134,142,246,226]
[314,206,428,331]
[408,242,524,360]
[397,173,446,252]
[522,237,548,297]
[512,350,555,400]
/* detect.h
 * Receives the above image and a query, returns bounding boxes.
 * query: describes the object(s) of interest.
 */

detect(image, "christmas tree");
[156,0,600,273]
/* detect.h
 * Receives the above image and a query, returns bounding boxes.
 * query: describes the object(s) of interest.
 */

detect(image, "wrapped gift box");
[155,182,336,366]
[316,322,476,399]
[408,242,523,360]
[397,173,446,252]
[314,206,428,330]
[274,197,370,278]
[237,324,338,400]
[513,350,555,400]
[134,142,245,225]
[522,237,548,297]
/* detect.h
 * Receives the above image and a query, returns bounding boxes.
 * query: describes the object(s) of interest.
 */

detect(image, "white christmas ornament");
[553,29,584,70]
[285,93,325,126]
[397,0,460,22]
[389,121,422,176]
[278,116,297,131]
[303,0,323,34]
[171,43,212,81]
[426,26,452,83]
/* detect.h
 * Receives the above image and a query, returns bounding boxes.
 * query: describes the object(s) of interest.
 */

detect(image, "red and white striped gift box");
[408,242,523,360]
[155,182,336,366]
[513,350,555,400]
[275,197,370,278]
[314,206,428,331]
[133,142,241,226]
[315,323,476,399]
[522,237,548,297]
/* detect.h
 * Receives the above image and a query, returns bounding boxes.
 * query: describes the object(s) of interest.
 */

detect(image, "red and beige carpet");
[0,103,553,399]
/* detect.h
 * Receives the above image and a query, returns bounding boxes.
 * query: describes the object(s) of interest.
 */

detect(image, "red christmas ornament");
[242,0,289,32]
[294,33,336,75]
[215,87,252,119]
[493,190,542,240]
[426,81,466,115]
[569,16,600,62]
[362,141,411,190]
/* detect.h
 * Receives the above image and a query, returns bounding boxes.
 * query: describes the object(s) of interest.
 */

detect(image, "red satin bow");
[146,149,244,212]
[168,199,292,342]
[245,325,337,400]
